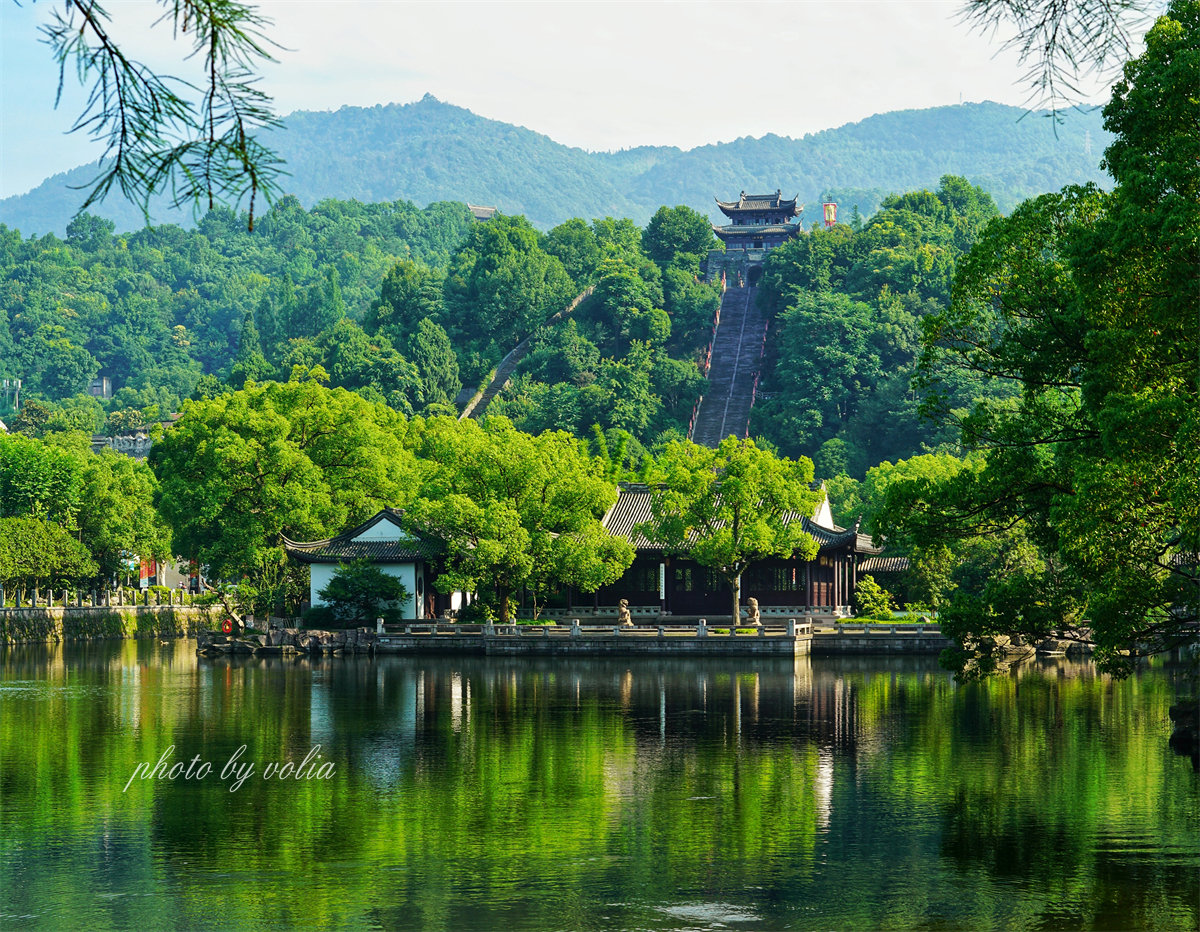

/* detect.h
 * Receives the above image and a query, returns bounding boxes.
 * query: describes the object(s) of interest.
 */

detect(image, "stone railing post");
[570,619,581,638]
[787,618,796,637]
[698,618,708,638]
[142,589,149,606]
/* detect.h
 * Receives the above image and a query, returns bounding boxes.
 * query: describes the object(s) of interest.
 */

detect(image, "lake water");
[1,642,1196,931]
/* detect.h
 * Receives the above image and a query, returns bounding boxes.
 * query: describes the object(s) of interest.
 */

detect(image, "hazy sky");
[0,0,1126,199]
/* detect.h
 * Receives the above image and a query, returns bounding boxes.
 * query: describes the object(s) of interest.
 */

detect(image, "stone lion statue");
[746,597,761,626]
[618,598,633,626]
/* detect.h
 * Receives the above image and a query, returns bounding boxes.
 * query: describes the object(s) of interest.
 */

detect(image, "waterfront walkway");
[369,620,952,656]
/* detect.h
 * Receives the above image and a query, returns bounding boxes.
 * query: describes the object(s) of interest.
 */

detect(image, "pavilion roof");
[859,556,910,574]
[715,190,801,218]
[601,484,882,555]
[713,223,802,239]
[282,509,443,564]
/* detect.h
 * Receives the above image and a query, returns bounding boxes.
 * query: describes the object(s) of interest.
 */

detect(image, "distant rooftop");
[715,190,800,217]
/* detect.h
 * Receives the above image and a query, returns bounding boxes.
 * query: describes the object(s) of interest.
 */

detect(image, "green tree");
[365,258,445,342]
[0,517,97,591]
[0,433,84,524]
[229,308,274,388]
[544,218,603,286]
[65,212,115,252]
[854,574,895,619]
[637,437,821,622]
[885,1,1199,675]
[406,318,461,409]
[409,416,632,622]
[151,376,420,613]
[77,448,171,582]
[443,215,574,355]
[642,205,717,268]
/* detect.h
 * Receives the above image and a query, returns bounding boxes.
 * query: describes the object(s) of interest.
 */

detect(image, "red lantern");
[221,618,234,634]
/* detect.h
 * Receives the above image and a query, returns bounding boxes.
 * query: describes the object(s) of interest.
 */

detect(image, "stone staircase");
[689,283,767,447]
[460,285,595,421]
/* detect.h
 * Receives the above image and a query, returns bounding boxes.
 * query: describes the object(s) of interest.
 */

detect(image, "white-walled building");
[283,509,442,620]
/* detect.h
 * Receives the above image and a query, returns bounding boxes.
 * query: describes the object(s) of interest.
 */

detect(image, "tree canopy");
[878,0,1199,675]
[637,437,822,622]
[408,416,633,622]
[150,374,420,612]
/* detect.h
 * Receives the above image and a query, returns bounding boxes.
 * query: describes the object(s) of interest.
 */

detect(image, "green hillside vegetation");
[0,197,726,451]
[0,198,474,420]
[0,97,1111,236]
[751,175,1009,476]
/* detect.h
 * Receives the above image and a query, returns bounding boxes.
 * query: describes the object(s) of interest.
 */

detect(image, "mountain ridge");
[0,96,1111,236]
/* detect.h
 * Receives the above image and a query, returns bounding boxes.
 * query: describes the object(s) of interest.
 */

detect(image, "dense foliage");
[0,197,474,423]
[0,431,167,590]
[490,207,720,444]
[752,175,1004,475]
[872,1,1200,676]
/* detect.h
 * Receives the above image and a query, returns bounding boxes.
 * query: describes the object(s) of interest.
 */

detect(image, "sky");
[0,0,1129,199]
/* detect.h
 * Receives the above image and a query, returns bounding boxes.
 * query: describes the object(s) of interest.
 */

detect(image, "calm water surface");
[1,642,1196,931]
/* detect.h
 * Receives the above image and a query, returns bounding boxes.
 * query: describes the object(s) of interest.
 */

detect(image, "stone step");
[690,283,766,446]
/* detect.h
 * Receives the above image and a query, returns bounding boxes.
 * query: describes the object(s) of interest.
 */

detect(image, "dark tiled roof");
[601,486,657,546]
[859,556,910,573]
[715,190,801,217]
[714,223,802,239]
[601,485,881,555]
[468,204,497,220]
[283,510,442,564]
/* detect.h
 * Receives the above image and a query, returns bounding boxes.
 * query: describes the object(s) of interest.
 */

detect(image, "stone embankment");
[0,605,224,645]
[196,626,376,656]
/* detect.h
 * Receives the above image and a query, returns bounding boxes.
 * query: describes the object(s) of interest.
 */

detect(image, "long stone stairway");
[689,283,767,447]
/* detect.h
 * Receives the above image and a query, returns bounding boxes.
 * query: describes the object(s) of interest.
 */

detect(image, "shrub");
[855,574,896,619]
[455,600,496,625]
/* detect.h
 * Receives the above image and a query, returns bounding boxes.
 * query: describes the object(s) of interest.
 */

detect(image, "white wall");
[310,562,420,620]
[354,520,404,542]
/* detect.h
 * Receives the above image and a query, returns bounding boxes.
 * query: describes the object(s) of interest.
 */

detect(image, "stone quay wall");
[0,606,226,645]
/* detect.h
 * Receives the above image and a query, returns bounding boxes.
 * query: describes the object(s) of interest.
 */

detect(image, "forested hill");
[1,95,1110,235]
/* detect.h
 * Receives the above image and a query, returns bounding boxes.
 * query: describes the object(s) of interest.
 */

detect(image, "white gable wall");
[813,486,835,528]
[353,518,404,542]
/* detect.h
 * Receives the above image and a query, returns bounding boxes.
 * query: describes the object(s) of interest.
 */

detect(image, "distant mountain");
[0,95,1111,236]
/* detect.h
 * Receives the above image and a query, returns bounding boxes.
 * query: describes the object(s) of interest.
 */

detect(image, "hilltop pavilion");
[712,189,802,255]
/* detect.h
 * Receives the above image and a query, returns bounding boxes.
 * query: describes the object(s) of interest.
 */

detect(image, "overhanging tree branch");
[39,0,286,230]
